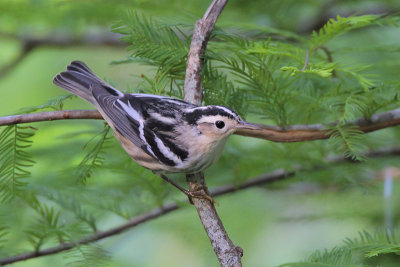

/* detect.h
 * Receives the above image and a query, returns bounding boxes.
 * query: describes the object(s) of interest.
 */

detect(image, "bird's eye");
[215,120,225,129]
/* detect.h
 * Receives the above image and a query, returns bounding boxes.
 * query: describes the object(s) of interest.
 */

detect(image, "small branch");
[0,31,124,48]
[2,108,399,143]
[0,110,102,125]
[183,0,229,105]
[0,43,34,79]
[0,171,290,266]
[183,0,243,266]
[2,146,399,265]
[302,47,334,75]
[318,46,336,77]
[319,46,334,63]
[301,50,310,71]
[186,173,243,266]
[235,108,400,142]
[0,203,178,265]
[0,31,124,79]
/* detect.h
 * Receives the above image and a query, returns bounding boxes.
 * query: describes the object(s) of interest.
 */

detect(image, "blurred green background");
[1,0,400,266]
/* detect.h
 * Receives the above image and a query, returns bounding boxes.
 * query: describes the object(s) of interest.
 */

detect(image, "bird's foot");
[184,189,218,205]
[158,174,218,205]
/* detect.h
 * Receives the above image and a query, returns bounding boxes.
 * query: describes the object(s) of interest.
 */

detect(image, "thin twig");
[0,43,34,79]
[1,108,399,143]
[0,31,123,47]
[0,172,287,266]
[1,146,399,265]
[0,110,102,125]
[235,108,400,142]
[0,32,124,79]
[183,0,229,105]
[318,46,336,77]
[301,50,310,71]
[182,0,243,266]
[0,203,178,265]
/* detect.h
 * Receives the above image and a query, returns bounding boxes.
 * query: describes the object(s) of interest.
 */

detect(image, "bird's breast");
[181,136,228,173]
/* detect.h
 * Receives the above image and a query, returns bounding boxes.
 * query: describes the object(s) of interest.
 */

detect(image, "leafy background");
[1,0,400,266]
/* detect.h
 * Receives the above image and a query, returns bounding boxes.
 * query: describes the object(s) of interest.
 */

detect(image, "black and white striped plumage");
[53,61,257,174]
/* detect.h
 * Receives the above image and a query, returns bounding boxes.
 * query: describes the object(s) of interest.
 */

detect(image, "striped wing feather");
[91,84,153,157]
[92,84,192,167]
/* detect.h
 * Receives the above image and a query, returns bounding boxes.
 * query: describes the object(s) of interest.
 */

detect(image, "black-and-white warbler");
[53,61,260,199]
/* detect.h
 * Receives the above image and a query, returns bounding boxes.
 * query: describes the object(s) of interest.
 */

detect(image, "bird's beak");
[235,121,262,131]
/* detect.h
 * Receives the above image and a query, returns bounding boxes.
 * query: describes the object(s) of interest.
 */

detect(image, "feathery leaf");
[0,125,36,203]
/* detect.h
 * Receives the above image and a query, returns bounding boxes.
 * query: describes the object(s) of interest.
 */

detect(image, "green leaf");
[112,11,189,84]
[73,126,111,184]
[280,66,333,78]
[282,229,400,267]
[310,15,382,49]
[19,94,76,113]
[0,125,36,203]
[64,244,111,267]
[328,125,367,161]
[278,263,333,267]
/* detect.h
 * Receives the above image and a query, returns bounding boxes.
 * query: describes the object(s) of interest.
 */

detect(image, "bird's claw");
[184,189,219,206]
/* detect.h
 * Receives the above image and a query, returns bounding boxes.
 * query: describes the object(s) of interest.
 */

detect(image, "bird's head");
[184,105,260,140]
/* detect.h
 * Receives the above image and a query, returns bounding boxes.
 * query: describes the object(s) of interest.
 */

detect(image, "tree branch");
[183,0,229,105]
[0,110,102,125]
[0,42,34,79]
[1,108,399,143]
[1,146,399,265]
[0,203,178,265]
[0,31,124,79]
[0,31,124,48]
[182,0,243,266]
[235,108,400,142]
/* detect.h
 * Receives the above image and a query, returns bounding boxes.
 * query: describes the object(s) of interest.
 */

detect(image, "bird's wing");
[92,85,193,166]
[129,94,194,166]
[91,84,153,158]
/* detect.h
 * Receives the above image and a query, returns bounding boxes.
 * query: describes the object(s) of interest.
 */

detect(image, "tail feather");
[53,61,121,104]
[66,61,104,84]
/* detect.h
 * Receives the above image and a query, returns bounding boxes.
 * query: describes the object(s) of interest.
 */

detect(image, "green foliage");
[112,11,400,160]
[280,66,334,78]
[112,11,190,96]
[0,226,8,252]
[23,192,67,250]
[64,244,111,267]
[282,230,400,267]
[328,125,367,161]
[107,12,400,265]
[279,262,332,267]
[1,2,400,266]
[0,125,35,203]
[38,188,97,231]
[19,94,76,114]
[309,15,382,50]
[73,126,111,184]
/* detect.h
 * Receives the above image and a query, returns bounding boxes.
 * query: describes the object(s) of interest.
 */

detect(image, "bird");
[53,61,260,201]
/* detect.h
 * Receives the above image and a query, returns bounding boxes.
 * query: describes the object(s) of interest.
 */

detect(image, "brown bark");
[182,0,243,266]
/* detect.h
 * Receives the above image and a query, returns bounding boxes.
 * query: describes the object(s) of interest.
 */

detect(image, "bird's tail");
[53,61,119,105]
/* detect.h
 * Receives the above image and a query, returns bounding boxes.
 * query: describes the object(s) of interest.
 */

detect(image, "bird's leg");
[158,174,216,204]
[158,174,191,196]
